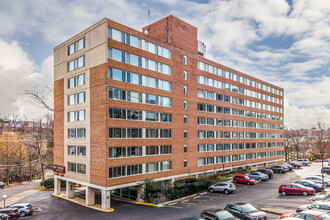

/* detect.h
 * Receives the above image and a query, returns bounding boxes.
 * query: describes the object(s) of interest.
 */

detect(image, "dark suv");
[322,167,330,175]
[201,209,238,220]
[225,202,267,220]
[270,165,287,173]
[257,169,274,178]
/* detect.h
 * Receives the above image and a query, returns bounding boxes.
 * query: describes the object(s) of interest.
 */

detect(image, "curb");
[52,194,114,212]
[39,187,66,191]
[135,202,157,207]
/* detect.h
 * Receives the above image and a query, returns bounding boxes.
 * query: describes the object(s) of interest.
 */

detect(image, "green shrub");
[43,178,66,188]
[43,178,54,188]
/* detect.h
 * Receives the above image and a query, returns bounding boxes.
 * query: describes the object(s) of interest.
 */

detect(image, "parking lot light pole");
[3,195,7,208]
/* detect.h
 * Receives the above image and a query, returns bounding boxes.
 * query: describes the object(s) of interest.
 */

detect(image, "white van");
[297,159,310,165]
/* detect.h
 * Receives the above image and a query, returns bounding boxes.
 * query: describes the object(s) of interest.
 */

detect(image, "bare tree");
[311,123,330,192]
[24,85,54,112]
[289,129,308,159]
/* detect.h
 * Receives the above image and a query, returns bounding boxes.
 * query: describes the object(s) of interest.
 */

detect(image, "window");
[67,56,85,72]
[183,55,187,65]
[184,115,187,124]
[68,146,77,155]
[184,159,187,168]
[68,92,85,105]
[184,71,187,80]
[68,74,85,88]
[184,145,187,153]
[184,101,187,109]
[68,110,85,122]
[184,130,187,139]
[68,128,86,139]
[160,113,172,122]
[68,162,86,175]
[146,112,158,121]
[184,86,187,95]
[68,38,85,55]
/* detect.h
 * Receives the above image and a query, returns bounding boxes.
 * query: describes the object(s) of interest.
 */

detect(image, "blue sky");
[0,0,329,128]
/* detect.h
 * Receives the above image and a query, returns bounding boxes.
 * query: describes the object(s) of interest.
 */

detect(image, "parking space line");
[181,199,190,203]
[168,202,177,206]
[193,196,201,199]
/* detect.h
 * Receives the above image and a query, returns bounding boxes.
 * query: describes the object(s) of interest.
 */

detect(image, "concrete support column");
[54,177,61,195]
[101,190,111,210]
[86,186,95,206]
[136,185,144,202]
[66,181,75,199]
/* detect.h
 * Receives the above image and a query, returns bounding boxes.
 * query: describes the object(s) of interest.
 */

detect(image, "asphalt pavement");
[15,163,325,220]
[0,180,40,202]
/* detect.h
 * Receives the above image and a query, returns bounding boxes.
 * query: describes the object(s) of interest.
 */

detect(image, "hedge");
[43,178,66,188]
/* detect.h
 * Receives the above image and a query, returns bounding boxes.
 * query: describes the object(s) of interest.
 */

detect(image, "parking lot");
[14,162,326,219]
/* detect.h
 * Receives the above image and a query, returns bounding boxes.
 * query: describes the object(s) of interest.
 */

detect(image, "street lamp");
[2,195,6,208]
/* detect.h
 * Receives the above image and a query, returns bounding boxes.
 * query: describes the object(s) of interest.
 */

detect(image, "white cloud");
[0,0,330,128]
[0,38,52,118]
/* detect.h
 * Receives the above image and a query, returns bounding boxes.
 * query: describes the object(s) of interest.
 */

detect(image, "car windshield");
[240,204,257,213]
[216,211,234,219]
[319,213,330,220]
[244,176,249,179]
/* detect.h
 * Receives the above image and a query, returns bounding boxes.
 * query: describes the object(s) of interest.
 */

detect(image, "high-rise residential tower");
[53,15,284,210]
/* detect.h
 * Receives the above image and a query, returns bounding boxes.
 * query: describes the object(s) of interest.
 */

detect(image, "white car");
[304,176,330,187]
[297,202,330,213]
[297,159,310,165]
[314,174,330,180]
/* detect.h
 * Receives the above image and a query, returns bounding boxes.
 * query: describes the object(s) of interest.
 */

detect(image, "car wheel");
[20,212,26,217]
[325,183,329,187]
[224,189,229,194]
[209,188,214,193]
[233,179,237,183]
[247,181,251,185]
[302,191,308,196]
[281,191,287,196]
[280,170,283,174]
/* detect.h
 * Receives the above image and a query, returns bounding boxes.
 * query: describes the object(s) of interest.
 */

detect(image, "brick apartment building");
[53,15,284,210]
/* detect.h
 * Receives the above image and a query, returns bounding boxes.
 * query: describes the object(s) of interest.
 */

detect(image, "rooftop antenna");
[148,10,150,24]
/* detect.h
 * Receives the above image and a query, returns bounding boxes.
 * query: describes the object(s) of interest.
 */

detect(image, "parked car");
[270,165,287,173]
[304,176,330,187]
[310,193,330,202]
[297,202,330,213]
[256,169,274,178]
[295,180,323,192]
[180,217,205,220]
[233,174,255,185]
[208,182,236,194]
[245,172,269,181]
[225,202,267,220]
[279,218,302,220]
[0,182,4,189]
[279,183,315,196]
[314,174,330,180]
[280,210,330,219]
[0,213,9,220]
[283,164,292,171]
[0,208,20,220]
[9,203,33,217]
[297,159,310,165]
[314,159,323,163]
[289,162,302,169]
[322,167,330,175]
[200,209,238,220]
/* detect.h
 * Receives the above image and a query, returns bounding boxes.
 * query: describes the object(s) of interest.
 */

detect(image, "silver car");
[297,202,330,213]
[208,182,236,194]
[304,176,330,187]
[9,203,33,217]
